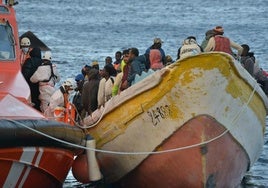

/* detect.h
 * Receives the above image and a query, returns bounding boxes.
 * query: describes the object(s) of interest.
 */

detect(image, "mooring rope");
[5,81,258,155]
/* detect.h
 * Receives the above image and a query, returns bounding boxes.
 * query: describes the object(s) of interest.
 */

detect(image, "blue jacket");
[127,55,146,86]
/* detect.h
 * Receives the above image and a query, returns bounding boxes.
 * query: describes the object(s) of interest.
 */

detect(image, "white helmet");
[21,37,31,47]
[42,51,52,61]
[62,78,75,89]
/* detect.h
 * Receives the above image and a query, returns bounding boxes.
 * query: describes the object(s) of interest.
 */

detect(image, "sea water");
[15,0,268,187]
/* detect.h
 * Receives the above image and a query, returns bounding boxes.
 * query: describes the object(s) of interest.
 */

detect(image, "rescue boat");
[0,1,91,187]
[83,52,268,187]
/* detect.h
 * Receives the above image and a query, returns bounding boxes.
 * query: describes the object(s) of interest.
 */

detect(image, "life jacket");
[179,38,201,59]
[54,86,76,126]
[214,35,232,54]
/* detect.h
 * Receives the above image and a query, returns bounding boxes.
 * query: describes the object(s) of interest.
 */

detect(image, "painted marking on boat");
[147,104,171,126]
[3,147,43,187]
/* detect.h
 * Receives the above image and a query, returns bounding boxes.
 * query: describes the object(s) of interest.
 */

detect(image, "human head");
[87,68,100,81]
[81,65,91,76]
[128,47,139,63]
[20,37,31,54]
[205,29,216,40]
[122,49,129,61]
[75,73,84,82]
[115,51,122,61]
[62,78,75,93]
[183,36,197,45]
[103,64,117,77]
[42,51,52,61]
[213,26,224,35]
[241,44,250,56]
[105,56,113,65]
[153,37,163,49]
[20,37,31,47]
[91,60,100,70]
[74,74,84,91]
[165,55,173,65]
[153,37,163,45]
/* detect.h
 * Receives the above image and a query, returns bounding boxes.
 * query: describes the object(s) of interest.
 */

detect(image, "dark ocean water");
[14,0,268,187]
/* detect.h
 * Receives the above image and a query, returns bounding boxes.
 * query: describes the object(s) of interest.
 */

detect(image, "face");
[128,50,135,63]
[105,57,112,64]
[123,53,129,63]
[115,53,121,60]
[22,47,30,54]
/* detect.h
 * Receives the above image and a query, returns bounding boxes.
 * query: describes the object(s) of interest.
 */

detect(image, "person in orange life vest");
[204,26,243,57]
[30,51,61,113]
[20,37,32,65]
[45,78,75,118]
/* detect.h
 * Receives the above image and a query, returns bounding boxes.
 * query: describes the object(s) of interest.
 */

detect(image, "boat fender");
[72,135,102,183]
[86,134,102,181]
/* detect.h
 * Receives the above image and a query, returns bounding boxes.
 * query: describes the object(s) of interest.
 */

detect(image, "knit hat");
[213,26,224,34]
[75,74,84,82]
[153,37,163,44]
[91,61,99,66]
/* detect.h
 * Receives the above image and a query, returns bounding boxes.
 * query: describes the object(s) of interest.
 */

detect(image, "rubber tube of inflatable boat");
[86,134,102,181]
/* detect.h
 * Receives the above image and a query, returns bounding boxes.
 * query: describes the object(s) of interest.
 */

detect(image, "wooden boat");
[0,1,88,187]
[84,52,268,187]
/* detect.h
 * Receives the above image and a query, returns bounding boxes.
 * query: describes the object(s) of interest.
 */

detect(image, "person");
[240,44,255,76]
[72,73,84,121]
[165,55,174,66]
[45,78,75,118]
[91,60,100,70]
[145,37,166,66]
[80,64,91,81]
[20,37,32,65]
[112,49,129,96]
[121,47,146,90]
[105,56,113,65]
[30,51,61,113]
[113,51,122,72]
[201,29,216,50]
[120,49,129,72]
[177,36,203,60]
[21,47,43,111]
[97,64,117,108]
[81,69,100,117]
[149,49,164,70]
[204,26,243,57]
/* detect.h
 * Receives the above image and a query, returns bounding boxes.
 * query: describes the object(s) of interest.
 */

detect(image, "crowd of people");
[20,25,268,124]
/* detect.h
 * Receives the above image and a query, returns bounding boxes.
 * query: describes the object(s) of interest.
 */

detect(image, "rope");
[5,82,258,156]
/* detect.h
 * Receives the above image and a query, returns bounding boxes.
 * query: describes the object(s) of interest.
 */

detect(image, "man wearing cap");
[145,37,166,67]
[204,26,243,57]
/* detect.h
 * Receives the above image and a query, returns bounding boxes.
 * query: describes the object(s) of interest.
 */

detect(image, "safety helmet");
[62,78,75,89]
[21,37,31,47]
[42,51,52,61]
